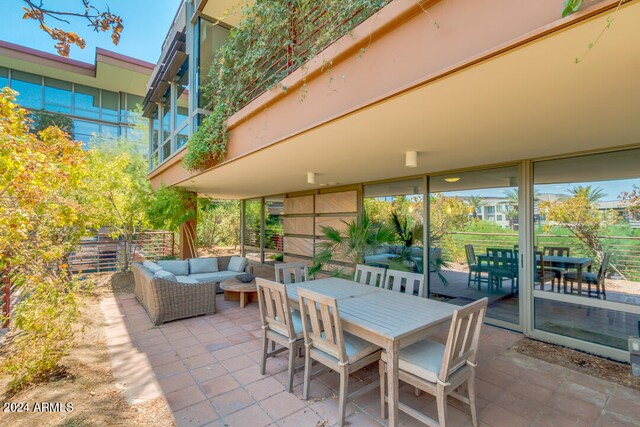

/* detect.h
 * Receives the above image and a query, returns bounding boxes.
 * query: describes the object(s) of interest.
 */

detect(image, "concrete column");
[178,191,198,259]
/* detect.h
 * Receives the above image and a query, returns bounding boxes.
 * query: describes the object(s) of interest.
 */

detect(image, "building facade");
[0,40,152,146]
[144,0,640,362]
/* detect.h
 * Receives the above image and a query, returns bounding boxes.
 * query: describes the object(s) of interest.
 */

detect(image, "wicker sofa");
[132,256,252,325]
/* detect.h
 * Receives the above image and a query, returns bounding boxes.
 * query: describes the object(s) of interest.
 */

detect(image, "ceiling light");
[307,172,316,184]
[445,177,460,183]
[405,151,417,168]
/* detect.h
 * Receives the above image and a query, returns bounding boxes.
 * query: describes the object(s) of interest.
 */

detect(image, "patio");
[100,269,640,427]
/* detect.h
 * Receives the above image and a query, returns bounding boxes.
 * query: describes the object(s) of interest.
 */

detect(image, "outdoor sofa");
[364,245,442,272]
[132,256,252,325]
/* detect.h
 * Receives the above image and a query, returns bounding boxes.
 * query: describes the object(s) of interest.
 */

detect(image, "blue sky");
[0,0,182,64]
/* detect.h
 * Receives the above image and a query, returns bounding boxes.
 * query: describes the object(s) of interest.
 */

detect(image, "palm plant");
[468,195,484,219]
[568,185,607,203]
[310,213,395,276]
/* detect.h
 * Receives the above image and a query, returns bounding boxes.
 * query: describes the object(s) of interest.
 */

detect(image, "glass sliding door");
[428,166,521,326]
[264,197,284,265]
[243,199,262,264]
[363,179,425,285]
[532,149,640,355]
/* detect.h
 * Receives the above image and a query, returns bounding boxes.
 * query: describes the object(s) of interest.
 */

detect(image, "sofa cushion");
[154,270,177,282]
[364,254,394,264]
[157,260,189,276]
[228,256,248,273]
[143,261,163,273]
[176,275,200,284]
[189,271,239,283]
[189,257,219,274]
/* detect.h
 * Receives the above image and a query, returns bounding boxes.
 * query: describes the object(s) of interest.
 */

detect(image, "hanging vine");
[183,0,390,171]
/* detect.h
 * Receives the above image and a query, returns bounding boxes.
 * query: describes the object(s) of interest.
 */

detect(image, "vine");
[184,0,390,171]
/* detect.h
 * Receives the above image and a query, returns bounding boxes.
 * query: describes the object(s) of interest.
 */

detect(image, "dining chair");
[274,262,309,284]
[563,252,610,299]
[379,297,488,427]
[383,269,424,296]
[535,251,555,291]
[353,264,385,286]
[298,288,381,426]
[543,246,570,288]
[464,245,488,290]
[486,248,518,294]
[256,278,304,392]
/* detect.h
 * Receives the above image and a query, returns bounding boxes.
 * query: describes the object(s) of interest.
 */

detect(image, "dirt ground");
[513,338,640,391]
[0,273,174,427]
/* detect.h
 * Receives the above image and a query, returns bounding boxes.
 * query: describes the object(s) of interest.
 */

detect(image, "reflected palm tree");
[568,185,607,203]
[468,195,484,219]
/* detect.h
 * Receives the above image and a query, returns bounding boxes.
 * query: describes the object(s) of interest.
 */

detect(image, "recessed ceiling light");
[445,177,460,183]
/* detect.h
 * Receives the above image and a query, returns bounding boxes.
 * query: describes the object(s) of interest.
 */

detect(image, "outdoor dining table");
[477,253,593,295]
[285,277,458,427]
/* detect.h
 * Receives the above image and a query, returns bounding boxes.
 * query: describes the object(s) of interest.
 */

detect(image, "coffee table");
[220,279,257,308]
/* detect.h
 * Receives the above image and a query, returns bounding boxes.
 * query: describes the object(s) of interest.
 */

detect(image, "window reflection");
[11,70,42,109]
[428,167,520,325]
[74,85,100,119]
[101,90,119,122]
[44,78,72,114]
[0,66,8,88]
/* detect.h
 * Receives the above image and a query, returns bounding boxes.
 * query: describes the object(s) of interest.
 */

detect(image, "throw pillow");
[189,257,219,274]
[228,256,247,273]
[154,270,177,282]
[157,260,189,276]
[143,261,163,273]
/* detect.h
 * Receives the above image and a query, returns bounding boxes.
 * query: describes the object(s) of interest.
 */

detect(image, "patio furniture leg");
[436,383,448,427]
[338,369,349,426]
[260,335,268,375]
[303,346,312,400]
[287,341,296,392]
[468,369,478,427]
[379,360,387,419]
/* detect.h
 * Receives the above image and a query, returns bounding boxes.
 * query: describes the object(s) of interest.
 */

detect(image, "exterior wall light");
[307,172,316,184]
[405,151,417,168]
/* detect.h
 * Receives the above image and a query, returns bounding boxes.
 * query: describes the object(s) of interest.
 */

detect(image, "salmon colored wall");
[149,0,610,189]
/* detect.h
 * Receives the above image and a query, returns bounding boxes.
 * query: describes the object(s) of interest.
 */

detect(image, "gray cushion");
[316,332,379,364]
[364,254,394,264]
[228,256,248,273]
[157,260,189,276]
[143,261,163,273]
[189,257,218,274]
[154,270,177,282]
[381,339,465,383]
[175,275,200,284]
[189,271,239,283]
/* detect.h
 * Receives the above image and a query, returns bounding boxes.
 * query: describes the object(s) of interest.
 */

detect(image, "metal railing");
[444,231,640,281]
[235,1,391,111]
[69,231,175,274]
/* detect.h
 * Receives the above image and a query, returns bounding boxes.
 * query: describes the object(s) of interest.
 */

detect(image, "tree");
[568,185,607,203]
[540,192,624,277]
[84,139,150,271]
[20,0,123,56]
[0,88,88,392]
[429,194,470,243]
[29,110,73,135]
[197,200,241,249]
[467,196,484,220]
[620,185,640,220]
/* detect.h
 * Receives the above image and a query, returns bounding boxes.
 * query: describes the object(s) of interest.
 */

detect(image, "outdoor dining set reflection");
[464,244,610,299]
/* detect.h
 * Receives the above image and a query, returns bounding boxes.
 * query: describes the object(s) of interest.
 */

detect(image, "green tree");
[29,110,73,135]
[84,139,151,270]
[197,199,241,248]
[0,88,88,392]
[467,195,484,220]
[568,185,607,203]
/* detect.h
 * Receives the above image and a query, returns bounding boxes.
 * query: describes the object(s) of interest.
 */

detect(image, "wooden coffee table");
[220,280,257,308]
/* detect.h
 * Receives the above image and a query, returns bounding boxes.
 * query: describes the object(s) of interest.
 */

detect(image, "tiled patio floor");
[101,293,640,427]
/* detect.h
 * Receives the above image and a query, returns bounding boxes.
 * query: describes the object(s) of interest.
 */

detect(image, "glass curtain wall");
[43,78,72,114]
[264,197,284,264]
[428,166,520,325]
[533,149,640,351]
[363,179,425,285]
[12,70,42,109]
[0,66,8,87]
[244,199,262,264]
[197,18,229,110]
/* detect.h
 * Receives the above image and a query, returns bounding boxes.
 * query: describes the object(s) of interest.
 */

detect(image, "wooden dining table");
[285,277,458,427]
